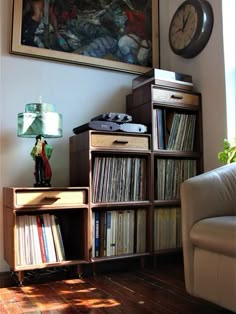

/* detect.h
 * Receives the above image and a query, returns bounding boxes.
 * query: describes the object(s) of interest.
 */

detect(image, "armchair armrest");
[180,163,236,293]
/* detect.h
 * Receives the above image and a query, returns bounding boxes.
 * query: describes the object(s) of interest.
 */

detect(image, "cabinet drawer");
[152,87,199,106]
[91,133,150,150]
[16,189,87,206]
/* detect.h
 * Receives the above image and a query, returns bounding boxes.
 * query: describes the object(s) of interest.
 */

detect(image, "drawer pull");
[42,197,61,202]
[171,95,183,100]
[113,140,129,145]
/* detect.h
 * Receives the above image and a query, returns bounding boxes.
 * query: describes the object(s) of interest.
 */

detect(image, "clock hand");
[183,12,190,30]
[175,27,184,33]
[182,12,185,29]
[174,11,190,34]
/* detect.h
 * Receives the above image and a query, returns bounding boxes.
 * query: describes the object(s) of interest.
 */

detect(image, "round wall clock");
[169,0,214,58]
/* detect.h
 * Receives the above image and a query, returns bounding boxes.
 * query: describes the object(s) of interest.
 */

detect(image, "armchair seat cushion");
[190,216,236,257]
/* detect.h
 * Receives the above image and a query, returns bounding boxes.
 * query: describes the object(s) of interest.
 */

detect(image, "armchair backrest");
[181,163,236,229]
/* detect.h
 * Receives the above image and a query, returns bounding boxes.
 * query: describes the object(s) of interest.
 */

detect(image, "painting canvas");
[11,0,159,74]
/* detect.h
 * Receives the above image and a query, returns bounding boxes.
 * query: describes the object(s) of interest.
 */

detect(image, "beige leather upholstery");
[181,163,236,312]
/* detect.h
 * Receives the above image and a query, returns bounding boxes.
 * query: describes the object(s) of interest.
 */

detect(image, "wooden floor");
[0,256,233,313]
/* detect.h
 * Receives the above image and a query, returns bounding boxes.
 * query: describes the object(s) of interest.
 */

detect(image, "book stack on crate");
[154,207,182,251]
[16,214,65,266]
[92,209,146,258]
[92,156,147,202]
[155,159,197,200]
[152,109,197,151]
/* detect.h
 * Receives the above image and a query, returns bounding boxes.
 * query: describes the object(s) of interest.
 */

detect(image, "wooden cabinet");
[127,83,203,254]
[69,84,203,260]
[3,83,203,281]
[3,187,89,284]
[70,131,152,262]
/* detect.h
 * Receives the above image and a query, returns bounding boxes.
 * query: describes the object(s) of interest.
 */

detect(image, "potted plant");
[218,139,236,164]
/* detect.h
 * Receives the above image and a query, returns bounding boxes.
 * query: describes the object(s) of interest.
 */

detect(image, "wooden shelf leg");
[153,255,157,268]
[18,271,24,286]
[140,256,145,268]
[76,264,83,278]
[92,263,97,276]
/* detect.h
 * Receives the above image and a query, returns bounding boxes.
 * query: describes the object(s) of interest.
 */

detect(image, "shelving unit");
[3,187,89,284]
[127,82,203,255]
[70,131,152,264]
[3,81,203,280]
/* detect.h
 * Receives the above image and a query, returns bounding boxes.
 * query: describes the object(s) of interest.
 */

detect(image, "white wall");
[0,0,135,271]
[222,0,236,141]
[0,0,227,271]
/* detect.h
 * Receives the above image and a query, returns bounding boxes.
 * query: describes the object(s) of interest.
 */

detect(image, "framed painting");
[11,0,159,74]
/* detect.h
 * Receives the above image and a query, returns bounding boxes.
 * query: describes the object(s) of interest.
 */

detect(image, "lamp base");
[31,135,53,188]
[34,181,51,188]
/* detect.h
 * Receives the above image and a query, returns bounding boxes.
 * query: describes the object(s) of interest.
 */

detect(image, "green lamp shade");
[17,103,63,138]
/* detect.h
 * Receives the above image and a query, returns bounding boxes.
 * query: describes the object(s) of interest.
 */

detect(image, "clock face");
[169,0,214,58]
[169,4,198,50]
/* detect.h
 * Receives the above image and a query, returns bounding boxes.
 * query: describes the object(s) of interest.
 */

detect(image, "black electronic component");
[91,112,132,123]
[73,121,147,134]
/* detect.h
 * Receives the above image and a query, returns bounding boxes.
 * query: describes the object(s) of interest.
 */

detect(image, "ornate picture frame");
[11,0,159,74]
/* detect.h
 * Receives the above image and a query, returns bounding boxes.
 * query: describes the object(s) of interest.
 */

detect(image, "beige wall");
[159,0,227,171]
[0,0,227,271]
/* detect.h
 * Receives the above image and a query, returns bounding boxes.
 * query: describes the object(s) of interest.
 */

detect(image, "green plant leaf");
[218,138,236,164]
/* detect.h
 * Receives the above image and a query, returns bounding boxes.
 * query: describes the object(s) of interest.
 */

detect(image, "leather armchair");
[181,163,236,312]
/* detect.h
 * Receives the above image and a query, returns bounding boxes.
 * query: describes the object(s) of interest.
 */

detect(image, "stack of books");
[16,214,66,266]
[92,209,146,258]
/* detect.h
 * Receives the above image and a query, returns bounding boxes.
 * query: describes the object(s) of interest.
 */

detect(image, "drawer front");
[91,134,150,150]
[152,88,199,106]
[16,190,87,206]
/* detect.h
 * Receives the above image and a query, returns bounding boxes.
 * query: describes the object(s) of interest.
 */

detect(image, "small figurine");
[30,135,53,187]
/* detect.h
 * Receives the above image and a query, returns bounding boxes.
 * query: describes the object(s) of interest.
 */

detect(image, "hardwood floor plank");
[0,262,233,313]
[50,279,123,313]
[87,275,174,314]
[102,271,229,314]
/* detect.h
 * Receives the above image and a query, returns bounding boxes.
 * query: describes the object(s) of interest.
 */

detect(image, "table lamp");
[17,100,62,187]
